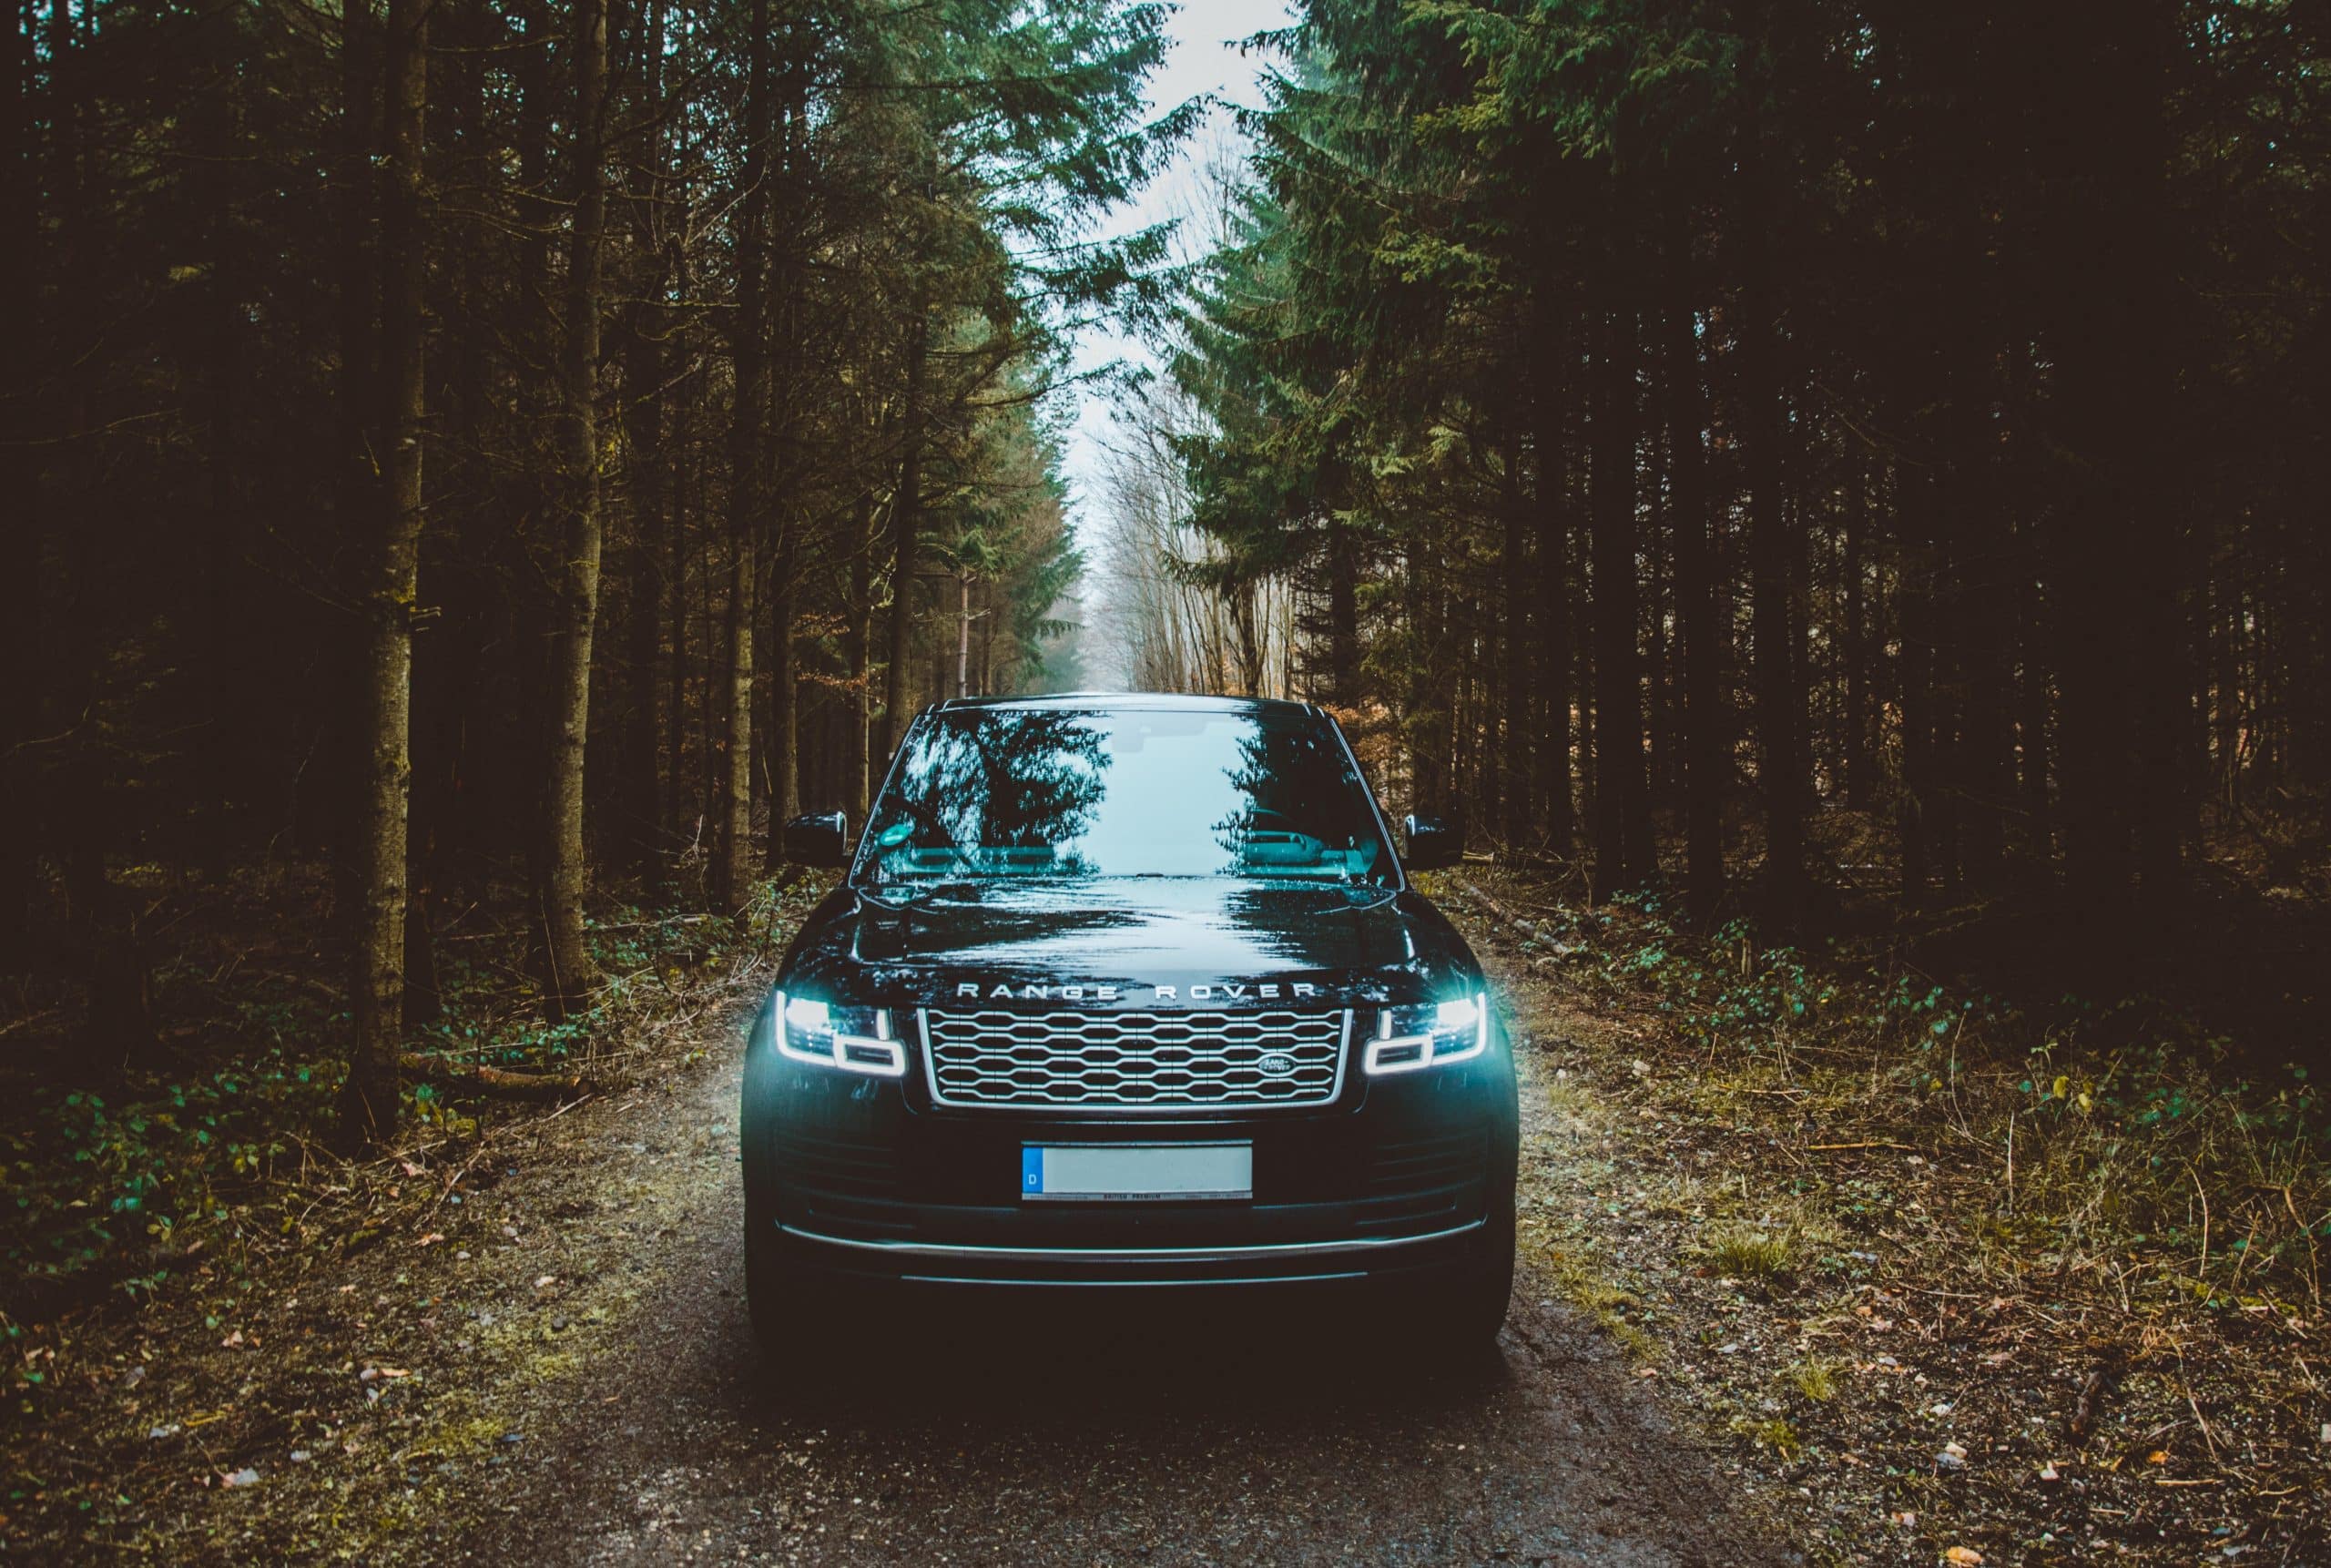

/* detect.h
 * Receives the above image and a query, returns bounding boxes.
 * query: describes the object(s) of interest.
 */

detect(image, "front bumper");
[742,1011,1519,1290]
[772,1216,1488,1288]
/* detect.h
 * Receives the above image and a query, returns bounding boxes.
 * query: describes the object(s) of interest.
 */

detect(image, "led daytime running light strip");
[1362,993,1488,1075]
[771,992,908,1078]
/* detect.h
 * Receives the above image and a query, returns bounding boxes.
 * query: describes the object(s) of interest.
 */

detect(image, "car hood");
[779,878,1478,1010]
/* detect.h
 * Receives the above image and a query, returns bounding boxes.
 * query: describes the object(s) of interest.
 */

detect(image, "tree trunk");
[2127,1,2189,915]
[1665,290,1724,922]
[620,0,668,890]
[1531,317,1575,858]
[1843,455,1870,812]
[2041,1,2180,929]
[0,0,41,959]
[715,522,756,911]
[2016,511,2053,859]
[1325,514,1359,709]
[761,529,798,872]
[844,491,873,820]
[1897,474,1939,902]
[878,300,929,766]
[1589,302,1644,898]
[538,0,608,1016]
[1738,158,1806,924]
[1497,420,1530,848]
[667,290,693,877]
[1950,333,2011,895]
[956,571,972,697]
[711,0,769,916]
[341,0,426,1144]
[1411,542,1450,817]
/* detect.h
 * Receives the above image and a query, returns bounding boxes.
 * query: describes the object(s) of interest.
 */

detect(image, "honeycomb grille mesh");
[921,1008,1348,1110]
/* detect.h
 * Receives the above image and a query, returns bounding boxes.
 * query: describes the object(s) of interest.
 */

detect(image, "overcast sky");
[1057,0,1295,544]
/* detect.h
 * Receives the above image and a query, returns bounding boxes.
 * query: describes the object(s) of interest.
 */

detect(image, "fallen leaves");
[1943,1548,1983,1566]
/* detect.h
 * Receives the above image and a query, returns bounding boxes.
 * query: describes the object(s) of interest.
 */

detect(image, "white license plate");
[1020,1142,1253,1202]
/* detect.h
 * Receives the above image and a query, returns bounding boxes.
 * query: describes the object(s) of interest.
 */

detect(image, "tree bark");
[713,0,770,915]
[1324,514,1359,709]
[1738,152,1807,924]
[1665,290,1724,922]
[2038,0,2180,926]
[620,0,669,890]
[715,518,756,912]
[844,491,874,820]
[1497,420,1530,847]
[341,0,426,1144]
[538,0,608,1016]
[1897,473,1939,902]
[877,299,929,768]
[1843,455,1870,812]
[761,529,798,872]
[1950,328,2011,895]
[1589,301,1644,898]
[0,0,42,958]
[1531,315,1575,858]
[2124,0,2188,915]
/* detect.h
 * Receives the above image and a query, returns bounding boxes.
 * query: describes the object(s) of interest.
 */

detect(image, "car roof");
[930,691,1316,718]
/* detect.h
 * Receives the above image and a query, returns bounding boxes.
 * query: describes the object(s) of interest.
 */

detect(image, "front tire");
[744,1197,819,1356]
[1457,1190,1517,1345]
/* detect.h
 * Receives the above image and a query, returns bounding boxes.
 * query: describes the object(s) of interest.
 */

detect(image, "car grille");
[920,1007,1349,1111]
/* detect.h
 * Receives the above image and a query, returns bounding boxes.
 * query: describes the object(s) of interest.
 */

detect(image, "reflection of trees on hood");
[890,713,1111,852]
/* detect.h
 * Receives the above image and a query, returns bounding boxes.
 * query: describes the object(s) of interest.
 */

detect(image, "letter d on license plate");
[1020,1142,1252,1202]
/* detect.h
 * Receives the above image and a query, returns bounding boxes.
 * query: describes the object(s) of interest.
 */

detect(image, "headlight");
[771,992,906,1078]
[1363,994,1488,1075]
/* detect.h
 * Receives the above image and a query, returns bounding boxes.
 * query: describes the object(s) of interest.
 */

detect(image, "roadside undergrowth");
[2,874,817,1561]
[1440,867,2329,1566]
[3,864,814,1344]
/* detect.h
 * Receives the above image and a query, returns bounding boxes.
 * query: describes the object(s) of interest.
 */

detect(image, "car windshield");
[861,707,1394,886]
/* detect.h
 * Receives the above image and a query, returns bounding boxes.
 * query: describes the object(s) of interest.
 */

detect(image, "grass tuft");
[1706,1227,1793,1281]
[1786,1357,1838,1402]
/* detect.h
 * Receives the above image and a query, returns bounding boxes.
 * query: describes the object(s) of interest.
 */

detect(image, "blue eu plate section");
[1019,1141,1255,1203]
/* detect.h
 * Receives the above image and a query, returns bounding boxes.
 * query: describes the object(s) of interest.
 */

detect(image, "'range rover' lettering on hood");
[779,875,1476,1009]
[949,979,1328,1003]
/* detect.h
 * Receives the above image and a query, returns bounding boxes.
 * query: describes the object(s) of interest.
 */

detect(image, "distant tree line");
[1152,0,2329,932]
[1,0,1182,1139]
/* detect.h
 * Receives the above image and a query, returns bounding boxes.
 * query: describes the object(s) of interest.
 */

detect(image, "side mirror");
[1402,813,1461,871]
[782,810,850,869]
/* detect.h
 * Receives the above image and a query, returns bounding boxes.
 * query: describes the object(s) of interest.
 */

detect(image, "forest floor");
[5,862,2326,1564]
[1440,865,2327,1566]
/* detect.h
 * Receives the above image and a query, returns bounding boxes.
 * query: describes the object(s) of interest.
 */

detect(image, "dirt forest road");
[420,986,1780,1568]
[24,930,1786,1567]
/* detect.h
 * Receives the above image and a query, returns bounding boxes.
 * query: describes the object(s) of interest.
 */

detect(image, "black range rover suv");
[739,693,1518,1349]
